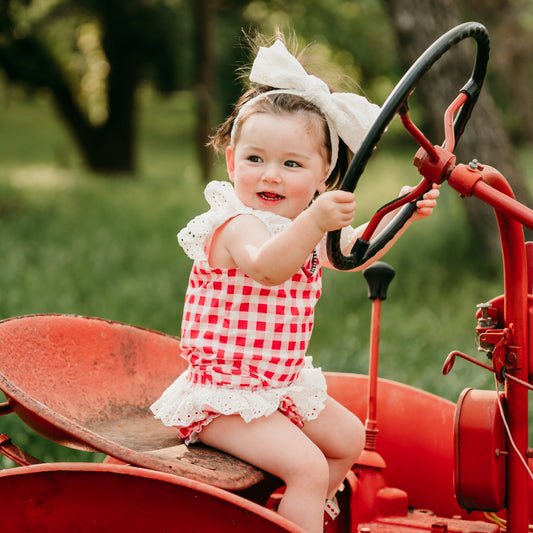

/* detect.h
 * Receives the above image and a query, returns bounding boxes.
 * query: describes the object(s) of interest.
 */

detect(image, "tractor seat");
[0,314,273,492]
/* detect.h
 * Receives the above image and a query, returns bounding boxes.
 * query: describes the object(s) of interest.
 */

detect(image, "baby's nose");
[261,164,282,183]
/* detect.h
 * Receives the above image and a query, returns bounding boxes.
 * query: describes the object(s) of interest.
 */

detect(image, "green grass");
[0,92,519,468]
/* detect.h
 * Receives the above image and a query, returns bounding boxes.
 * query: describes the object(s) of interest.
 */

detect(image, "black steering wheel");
[326,22,490,270]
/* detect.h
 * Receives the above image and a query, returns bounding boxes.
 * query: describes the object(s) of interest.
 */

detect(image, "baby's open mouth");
[259,192,284,201]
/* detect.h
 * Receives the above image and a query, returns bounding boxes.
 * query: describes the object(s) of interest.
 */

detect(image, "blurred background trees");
[0,1,415,172]
[1,0,532,247]
[0,0,188,173]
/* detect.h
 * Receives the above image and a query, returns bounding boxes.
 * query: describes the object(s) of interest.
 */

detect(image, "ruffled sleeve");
[178,181,292,261]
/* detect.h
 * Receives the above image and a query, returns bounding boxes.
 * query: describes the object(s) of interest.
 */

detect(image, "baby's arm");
[209,190,356,286]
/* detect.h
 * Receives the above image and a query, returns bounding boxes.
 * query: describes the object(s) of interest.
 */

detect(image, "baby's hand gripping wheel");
[327,21,490,270]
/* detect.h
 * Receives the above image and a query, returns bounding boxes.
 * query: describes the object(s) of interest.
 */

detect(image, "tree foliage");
[1,0,532,184]
[0,0,401,175]
[0,0,188,174]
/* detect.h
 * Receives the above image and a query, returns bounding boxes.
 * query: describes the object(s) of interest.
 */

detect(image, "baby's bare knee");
[339,412,366,462]
[285,444,329,491]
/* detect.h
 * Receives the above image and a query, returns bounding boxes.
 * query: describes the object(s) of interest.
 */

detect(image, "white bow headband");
[231,40,381,176]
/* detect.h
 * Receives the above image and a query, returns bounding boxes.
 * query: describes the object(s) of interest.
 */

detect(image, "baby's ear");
[226,145,235,182]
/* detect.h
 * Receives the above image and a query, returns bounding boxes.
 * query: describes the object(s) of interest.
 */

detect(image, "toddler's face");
[226,111,330,220]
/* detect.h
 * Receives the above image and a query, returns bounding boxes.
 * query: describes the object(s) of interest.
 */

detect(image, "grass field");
[0,90,523,467]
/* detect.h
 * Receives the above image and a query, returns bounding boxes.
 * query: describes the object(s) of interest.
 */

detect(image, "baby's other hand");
[400,183,440,221]
[310,190,356,233]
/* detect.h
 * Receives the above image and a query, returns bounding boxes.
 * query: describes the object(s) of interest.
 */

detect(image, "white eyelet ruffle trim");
[178,181,292,261]
[151,357,327,443]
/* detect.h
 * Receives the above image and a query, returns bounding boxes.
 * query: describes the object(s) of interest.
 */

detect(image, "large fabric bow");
[249,40,381,170]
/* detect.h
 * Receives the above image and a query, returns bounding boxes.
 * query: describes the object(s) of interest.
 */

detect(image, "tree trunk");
[193,0,215,182]
[461,0,533,143]
[382,0,533,252]
[50,53,139,174]
[0,1,151,175]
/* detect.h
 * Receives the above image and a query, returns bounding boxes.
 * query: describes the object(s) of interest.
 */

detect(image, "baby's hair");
[209,31,351,191]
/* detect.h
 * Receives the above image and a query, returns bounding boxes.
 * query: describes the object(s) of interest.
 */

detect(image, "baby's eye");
[248,155,262,163]
[285,160,301,168]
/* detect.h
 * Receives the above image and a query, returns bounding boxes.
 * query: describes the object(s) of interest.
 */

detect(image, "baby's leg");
[302,396,365,498]
[199,411,329,533]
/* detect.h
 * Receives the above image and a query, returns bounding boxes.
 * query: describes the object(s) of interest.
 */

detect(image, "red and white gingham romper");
[151,181,328,443]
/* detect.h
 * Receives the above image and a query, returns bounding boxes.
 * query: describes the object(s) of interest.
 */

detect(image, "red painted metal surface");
[326,372,462,519]
[445,162,531,532]
[0,463,303,533]
[405,75,533,529]
[454,389,506,511]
